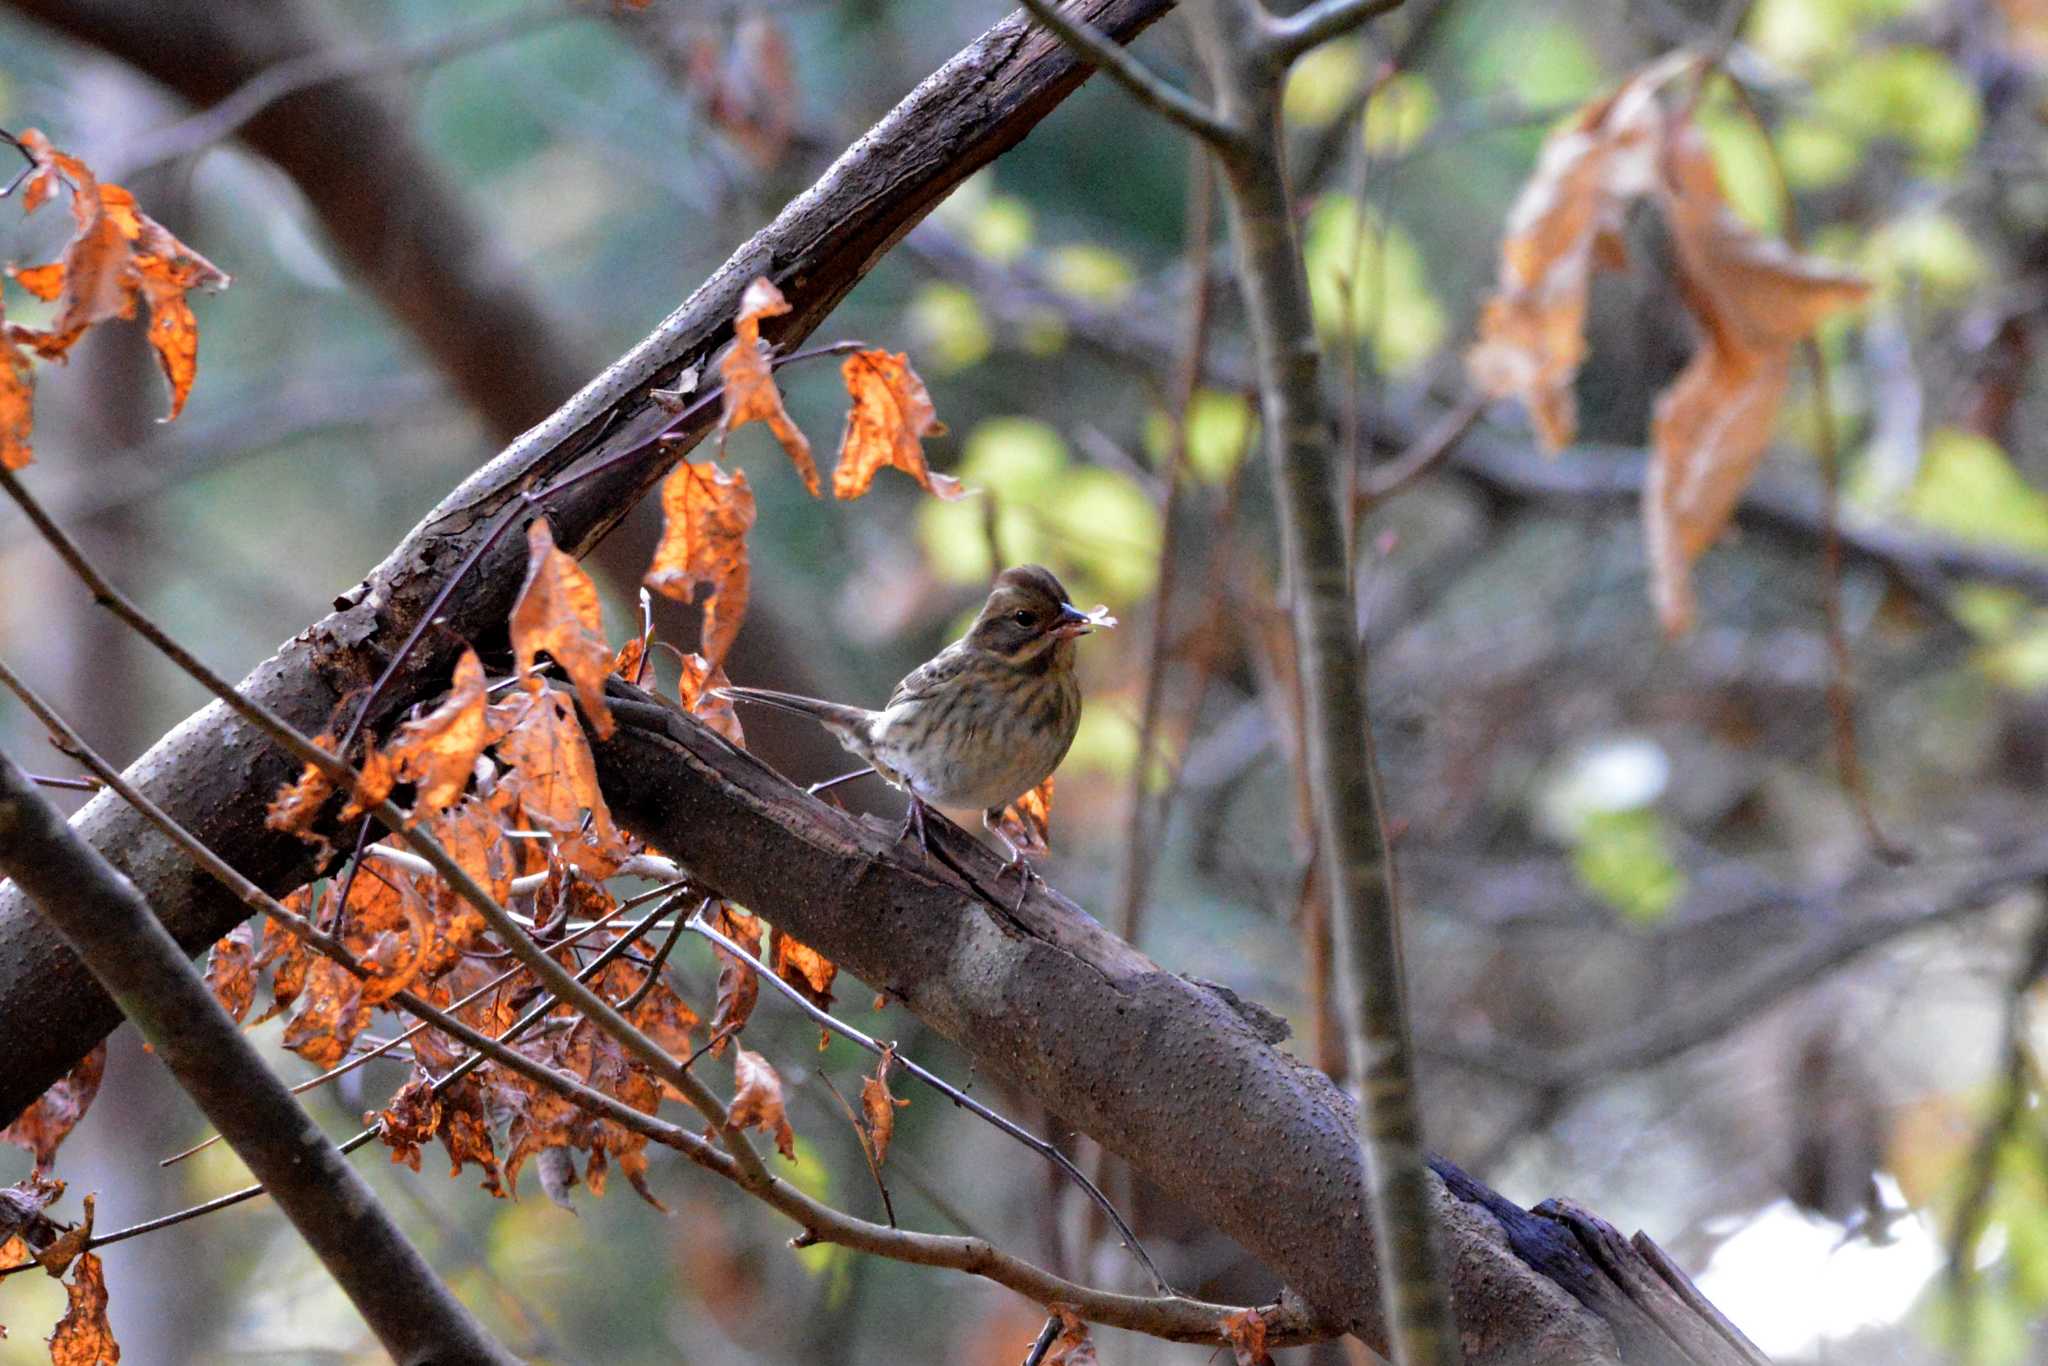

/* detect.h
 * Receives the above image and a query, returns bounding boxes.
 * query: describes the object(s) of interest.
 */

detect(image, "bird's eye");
[1012,609,1036,626]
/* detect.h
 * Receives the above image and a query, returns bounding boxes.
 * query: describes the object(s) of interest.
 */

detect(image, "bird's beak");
[1051,602,1100,639]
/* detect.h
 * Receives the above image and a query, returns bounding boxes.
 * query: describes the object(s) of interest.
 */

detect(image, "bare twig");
[1116,154,1216,946]
[686,904,1171,1294]
[22,773,99,793]
[112,5,581,178]
[1265,0,1407,61]
[1356,391,1485,514]
[1015,0,1245,152]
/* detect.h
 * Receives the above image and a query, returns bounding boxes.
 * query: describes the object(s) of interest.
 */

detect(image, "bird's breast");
[872,668,1080,811]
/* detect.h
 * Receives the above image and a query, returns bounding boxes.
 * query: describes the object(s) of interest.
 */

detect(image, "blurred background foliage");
[5,0,2048,1360]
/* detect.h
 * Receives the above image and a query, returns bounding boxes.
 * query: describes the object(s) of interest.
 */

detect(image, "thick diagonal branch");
[0,0,1177,1124]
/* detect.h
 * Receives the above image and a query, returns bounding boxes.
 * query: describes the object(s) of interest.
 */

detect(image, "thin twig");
[1015,0,1244,153]
[1719,72,1906,864]
[113,6,582,178]
[22,772,99,792]
[1356,393,1485,514]
[1116,153,1215,946]
[1264,0,1408,62]
[816,1071,898,1228]
[686,905,1173,1295]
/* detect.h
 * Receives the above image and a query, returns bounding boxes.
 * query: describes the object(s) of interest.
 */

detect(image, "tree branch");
[0,0,1180,1125]
[0,747,521,1366]
[1190,1,1457,1358]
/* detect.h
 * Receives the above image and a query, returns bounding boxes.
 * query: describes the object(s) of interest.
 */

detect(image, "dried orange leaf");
[1468,58,1868,634]
[1465,55,1690,450]
[1644,117,1869,635]
[205,924,258,1025]
[369,1075,442,1173]
[281,957,367,1070]
[510,518,616,738]
[707,903,762,1053]
[719,276,818,492]
[728,1047,797,1160]
[770,926,835,1013]
[436,1073,506,1197]
[265,736,338,843]
[490,689,628,877]
[676,651,746,746]
[992,775,1054,860]
[859,1047,909,1168]
[1,1044,104,1172]
[5,131,227,418]
[0,296,34,471]
[1043,1306,1098,1365]
[832,349,961,500]
[381,648,491,821]
[1222,1307,1274,1366]
[645,460,755,666]
[48,1251,117,1366]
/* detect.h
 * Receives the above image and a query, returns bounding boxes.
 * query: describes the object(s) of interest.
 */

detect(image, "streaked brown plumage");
[716,565,1105,864]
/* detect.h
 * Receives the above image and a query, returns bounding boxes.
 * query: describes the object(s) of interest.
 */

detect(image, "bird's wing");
[885,643,973,710]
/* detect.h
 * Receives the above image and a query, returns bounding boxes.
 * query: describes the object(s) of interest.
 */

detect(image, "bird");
[715,564,1109,874]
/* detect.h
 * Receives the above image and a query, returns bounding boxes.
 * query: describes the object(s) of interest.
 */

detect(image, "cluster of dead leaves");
[1,128,229,470]
[1466,54,1870,634]
[0,1184,117,1363]
[645,277,963,666]
[232,509,864,1215]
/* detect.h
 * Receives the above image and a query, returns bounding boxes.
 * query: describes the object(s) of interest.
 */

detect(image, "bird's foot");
[898,795,935,864]
[998,854,1041,912]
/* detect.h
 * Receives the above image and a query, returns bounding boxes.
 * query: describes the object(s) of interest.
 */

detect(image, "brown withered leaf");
[32,1192,92,1277]
[48,1251,117,1366]
[369,1074,443,1173]
[769,925,836,1016]
[281,958,367,1070]
[707,903,763,1053]
[7,128,228,421]
[265,735,338,845]
[205,923,258,1025]
[437,1072,506,1197]
[250,896,316,1026]
[727,1048,797,1160]
[1644,117,1869,634]
[381,647,491,821]
[0,1176,66,1267]
[718,276,818,493]
[1467,56,1868,635]
[0,295,33,471]
[676,650,745,746]
[611,634,650,687]
[2,1043,104,1172]
[335,866,436,1007]
[510,517,616,738]
[832,349,962,501]
[859,1047,909,1168]
[491,689,629,877]
[689,17,798,170]
[1465,55,1684,449]
[1042,1306,1099,1366]
[991,775,1053,860]
[645,460,756,666]
[1222,1308,1274,1366]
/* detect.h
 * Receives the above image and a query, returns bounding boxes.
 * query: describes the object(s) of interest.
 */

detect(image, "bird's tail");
[713,686,874,739]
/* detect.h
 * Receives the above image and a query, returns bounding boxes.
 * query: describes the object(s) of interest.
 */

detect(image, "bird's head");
[965,564,1107,666]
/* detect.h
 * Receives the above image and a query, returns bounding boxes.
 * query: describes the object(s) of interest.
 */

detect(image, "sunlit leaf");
[645,459,755,666]
[991,776,1053,859]
[48,1251,117,1366]
[718,276,818,493]
[859,1047,909,1168]
[676,651,745,746]
[204,923,258,1025]
[0,1044,104,1172]
[381,648,492,821]
[728,1048,797,1161]
[509,518,615,739]
[832,349,961,501]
